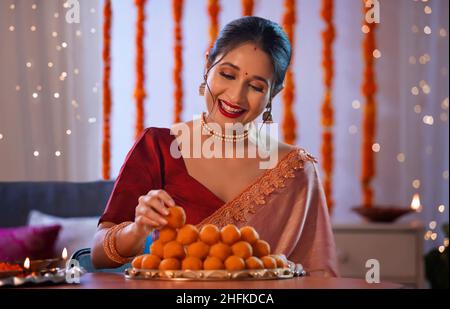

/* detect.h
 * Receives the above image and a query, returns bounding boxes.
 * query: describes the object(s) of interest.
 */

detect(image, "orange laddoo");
[271,254,288,268]
[150,239,165,259]
[141,254,161,269]
[260,256,277,269]
[159,258,181,270]
[163,240,186,259]
[186,241,210,260]
[245,256,264,270]
[224,255,245,271]
[166,206,186,229]
[203,256,225,270]
[220,224,241,246]
[252,239,271,258]
[209,242,232,262]
[181,256,203,271]
[231,241,253,259]
[176,224,199,245]
[199,224,221,245]
[159,227,177,243]
[149,223,286,272]
[240,226,259,245]
[131,254,145,269]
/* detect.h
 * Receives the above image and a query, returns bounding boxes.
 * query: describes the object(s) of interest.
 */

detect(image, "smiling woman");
[91,16,338,278]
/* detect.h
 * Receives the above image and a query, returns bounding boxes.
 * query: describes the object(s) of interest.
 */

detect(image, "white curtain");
[0,0,448,250]
[349,0,449,252]
[381,0,449,250]
[0,0,101,181]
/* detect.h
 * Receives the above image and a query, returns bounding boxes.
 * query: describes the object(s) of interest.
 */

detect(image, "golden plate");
[0,263,85,287]
[124,262,305,281]
[0,268,66,287]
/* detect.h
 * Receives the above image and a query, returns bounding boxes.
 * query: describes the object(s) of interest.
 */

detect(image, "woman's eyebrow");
[220,62,240,70]
[220,62,269,87]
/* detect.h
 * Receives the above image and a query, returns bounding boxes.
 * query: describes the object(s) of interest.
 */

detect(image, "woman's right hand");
[133,189,175,236]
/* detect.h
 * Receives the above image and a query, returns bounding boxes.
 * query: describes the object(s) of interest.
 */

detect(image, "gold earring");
[199,82,206,96]
[199,74,207,96]
[262,103,273,123]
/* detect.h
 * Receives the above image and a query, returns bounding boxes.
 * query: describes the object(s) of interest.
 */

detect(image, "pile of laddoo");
[131,206,289,271]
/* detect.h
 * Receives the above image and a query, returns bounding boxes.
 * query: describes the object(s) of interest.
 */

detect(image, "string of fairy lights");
[3,1,100,159]
[410,0,448,252]
[345,0,448,252]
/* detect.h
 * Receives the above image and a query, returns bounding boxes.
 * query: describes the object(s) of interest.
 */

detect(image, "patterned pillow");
[0,225,61,262]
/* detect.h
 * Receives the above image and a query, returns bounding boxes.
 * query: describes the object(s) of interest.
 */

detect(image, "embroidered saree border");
[197,148,317,228]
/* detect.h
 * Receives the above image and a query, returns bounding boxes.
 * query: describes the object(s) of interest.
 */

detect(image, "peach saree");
[195,148,339,277]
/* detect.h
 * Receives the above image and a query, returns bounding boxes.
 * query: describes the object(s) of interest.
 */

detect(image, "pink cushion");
[0,225,61,262]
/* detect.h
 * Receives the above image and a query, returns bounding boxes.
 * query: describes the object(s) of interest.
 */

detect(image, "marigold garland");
[242,0,254,16]
[281,0,297,145]
[361,1,378,208]
[134,0,147,140]
[102,0,112,180]
[173,0,184,123]
[207,0,220,50]
[320,0,335,213]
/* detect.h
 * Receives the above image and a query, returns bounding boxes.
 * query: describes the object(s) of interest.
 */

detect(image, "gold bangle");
[103,221,133,265]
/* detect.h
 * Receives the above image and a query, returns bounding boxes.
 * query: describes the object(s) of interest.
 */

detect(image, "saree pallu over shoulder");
[197,148,317,228]
[197,147,339,277]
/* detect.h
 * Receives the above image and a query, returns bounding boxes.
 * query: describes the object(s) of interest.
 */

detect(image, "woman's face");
[204,43,274,127]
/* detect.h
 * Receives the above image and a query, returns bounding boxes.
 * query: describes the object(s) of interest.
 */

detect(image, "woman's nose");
[227,83,246,104]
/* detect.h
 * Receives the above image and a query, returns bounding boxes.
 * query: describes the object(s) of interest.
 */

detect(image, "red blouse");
[99,128,225,226]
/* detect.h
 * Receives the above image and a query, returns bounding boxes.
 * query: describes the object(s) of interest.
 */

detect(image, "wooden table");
[42,272,402,289]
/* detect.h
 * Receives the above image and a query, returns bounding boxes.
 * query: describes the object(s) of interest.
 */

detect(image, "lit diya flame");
[24,257,30,270]
[410,193,422,212]
[62,247,68,260]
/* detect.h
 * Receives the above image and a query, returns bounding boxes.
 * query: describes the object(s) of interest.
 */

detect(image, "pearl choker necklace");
[200,112,249,142]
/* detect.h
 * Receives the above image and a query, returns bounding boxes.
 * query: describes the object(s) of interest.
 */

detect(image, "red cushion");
[0,225,61,262]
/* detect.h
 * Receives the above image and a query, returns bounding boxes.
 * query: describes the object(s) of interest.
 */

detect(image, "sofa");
[0,181,114,227]
[0,181,121,272]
